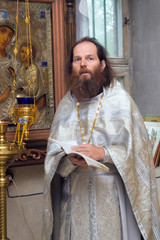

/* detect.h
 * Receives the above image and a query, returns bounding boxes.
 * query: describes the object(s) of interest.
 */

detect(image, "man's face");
[70,41,106,100]
[72,41,105,79]
[0,26,14,49]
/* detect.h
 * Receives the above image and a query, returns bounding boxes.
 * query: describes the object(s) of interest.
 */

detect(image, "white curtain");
[76,0,90,40]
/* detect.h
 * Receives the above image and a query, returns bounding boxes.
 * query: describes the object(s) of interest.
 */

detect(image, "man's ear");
[100,60,106,72]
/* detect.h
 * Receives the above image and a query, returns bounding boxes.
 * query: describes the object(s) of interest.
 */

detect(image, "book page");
[52,139,109,172]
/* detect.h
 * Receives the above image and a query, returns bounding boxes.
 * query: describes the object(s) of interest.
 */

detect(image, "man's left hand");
[71,144,105,161]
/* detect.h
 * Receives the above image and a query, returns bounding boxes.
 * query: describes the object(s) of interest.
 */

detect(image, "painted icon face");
[20,45,30,63]
[0,25,14,49]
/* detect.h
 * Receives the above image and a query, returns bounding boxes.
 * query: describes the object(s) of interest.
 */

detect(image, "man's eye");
[88,57,93,61]
[74,58,80,62]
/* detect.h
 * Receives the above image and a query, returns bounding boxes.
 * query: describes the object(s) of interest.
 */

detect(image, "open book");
[53,139,109,172]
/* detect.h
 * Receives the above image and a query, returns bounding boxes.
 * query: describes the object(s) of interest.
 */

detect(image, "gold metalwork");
[13,104,38,143]
[9,0,38,144]
[13,47,18,56]
[76,91,104,144]
[76,91,104,170]
[0,121,25,240]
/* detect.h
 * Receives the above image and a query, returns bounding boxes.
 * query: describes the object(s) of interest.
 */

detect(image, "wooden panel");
[64,0,76,59]
[52,0,66,107]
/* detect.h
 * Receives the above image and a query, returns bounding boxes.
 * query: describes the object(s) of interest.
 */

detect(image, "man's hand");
[68,154,87,167]
[67,144,105,166]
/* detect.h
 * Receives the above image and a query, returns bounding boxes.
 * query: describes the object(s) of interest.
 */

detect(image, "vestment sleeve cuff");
[102,146,113,164]
[57,155,77,177]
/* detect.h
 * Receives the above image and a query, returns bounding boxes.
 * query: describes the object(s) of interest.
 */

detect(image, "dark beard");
[70,67,105,101]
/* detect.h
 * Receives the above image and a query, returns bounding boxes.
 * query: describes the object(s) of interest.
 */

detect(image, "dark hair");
[66,36,115,87]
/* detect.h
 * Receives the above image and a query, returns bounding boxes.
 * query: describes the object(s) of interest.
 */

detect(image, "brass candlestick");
[9,97,38,143]
[0,121,25,240]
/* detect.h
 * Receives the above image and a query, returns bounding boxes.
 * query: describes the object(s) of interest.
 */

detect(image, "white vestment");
[42,81,160,240]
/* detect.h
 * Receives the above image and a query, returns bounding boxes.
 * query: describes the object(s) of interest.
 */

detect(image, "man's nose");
[80,58,87,67]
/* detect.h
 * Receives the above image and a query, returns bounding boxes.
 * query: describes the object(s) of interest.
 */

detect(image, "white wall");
[132,0,160,116]
[132,0,160,207]
[7,165,44,240]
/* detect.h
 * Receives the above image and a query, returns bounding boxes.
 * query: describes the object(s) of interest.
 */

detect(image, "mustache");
[79,68,92,75]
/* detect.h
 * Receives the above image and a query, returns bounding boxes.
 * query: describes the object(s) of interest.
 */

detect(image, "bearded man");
[42,37,160,240]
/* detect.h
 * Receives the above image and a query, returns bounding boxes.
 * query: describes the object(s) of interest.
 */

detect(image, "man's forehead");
[73,41,98,57]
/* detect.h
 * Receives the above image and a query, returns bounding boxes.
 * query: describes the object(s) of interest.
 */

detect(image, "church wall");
[130,0,160,218]
[7,165,44,240]
[132,0,160,117]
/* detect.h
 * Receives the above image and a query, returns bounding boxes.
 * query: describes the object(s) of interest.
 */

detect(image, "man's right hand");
[68,154,87,167]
